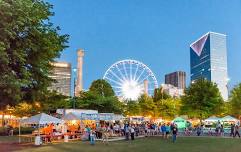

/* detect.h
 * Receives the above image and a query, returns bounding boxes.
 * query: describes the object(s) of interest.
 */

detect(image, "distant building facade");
[49,62,71,96]
[165,71,186,89]
[161,84,184,98]
[190,32,228,100]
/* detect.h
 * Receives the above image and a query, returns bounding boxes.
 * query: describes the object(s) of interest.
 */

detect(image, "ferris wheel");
[103,59,158,101]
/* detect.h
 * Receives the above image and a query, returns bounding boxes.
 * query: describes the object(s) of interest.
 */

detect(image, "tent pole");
[38,123,40,136]
[18,119,21,143]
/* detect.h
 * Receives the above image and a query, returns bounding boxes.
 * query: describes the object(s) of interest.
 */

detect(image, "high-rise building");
[165,71,186,89]
[49,62,71,96]
[190,32,228,100]
[161,84,184,98]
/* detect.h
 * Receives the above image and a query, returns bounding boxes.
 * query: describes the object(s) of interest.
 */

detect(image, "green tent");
[172,117,187,129]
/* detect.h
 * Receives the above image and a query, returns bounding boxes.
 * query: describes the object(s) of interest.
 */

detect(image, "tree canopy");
[89,79,115,97]
[153,87,171,102]
[0,0,68,110]
[180,78,224,119]
[229,83,241,117]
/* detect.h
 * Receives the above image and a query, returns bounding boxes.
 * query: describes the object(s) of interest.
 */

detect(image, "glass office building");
[49,62,71,96]
[190,32,228,100]
[165,71,186,89]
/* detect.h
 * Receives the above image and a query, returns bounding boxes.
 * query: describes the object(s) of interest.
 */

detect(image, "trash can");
[64,135,69,142]
[35,136,41,145]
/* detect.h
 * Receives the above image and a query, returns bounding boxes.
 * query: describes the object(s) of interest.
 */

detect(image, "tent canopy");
[62,112,80,120]
[204,116,220,122]
[221,115,238,122]
[21,113,63,125]
[172,117,187,129]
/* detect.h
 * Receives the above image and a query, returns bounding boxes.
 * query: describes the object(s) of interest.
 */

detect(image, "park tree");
[89,79,115,97]
[138,94,157,117]
[229,83,241,117]
[12,101,43,117]
[180,78,224,119]
[40,91,71,113]
[157,98,181,119]
[0,0,68,110]
[153,87,171,102]
[75,80,124,114]
[125,100,141,116]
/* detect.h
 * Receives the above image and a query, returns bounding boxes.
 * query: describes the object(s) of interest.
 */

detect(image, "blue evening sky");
[47,0,241,93]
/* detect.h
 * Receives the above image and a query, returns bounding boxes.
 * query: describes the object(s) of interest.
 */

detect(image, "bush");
[0,127,35,136]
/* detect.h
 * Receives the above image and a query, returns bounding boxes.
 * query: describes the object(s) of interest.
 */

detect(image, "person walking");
[172,124,178,143]
[233,124,240,138]
[230,124,235,137]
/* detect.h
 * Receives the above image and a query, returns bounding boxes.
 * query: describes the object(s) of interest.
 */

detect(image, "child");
[90,130,95,145]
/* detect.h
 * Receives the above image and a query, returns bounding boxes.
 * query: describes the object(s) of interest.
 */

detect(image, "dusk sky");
[47,0,241,93]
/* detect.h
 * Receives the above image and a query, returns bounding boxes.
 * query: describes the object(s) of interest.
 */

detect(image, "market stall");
[221,115,240,127]
[20,113,64,145]
[172,117,187,129]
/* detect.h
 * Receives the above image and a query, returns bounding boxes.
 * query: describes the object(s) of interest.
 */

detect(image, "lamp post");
[73,68,77,109]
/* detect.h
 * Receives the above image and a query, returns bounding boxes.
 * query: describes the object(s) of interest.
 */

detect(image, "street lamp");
[73,68,77,109]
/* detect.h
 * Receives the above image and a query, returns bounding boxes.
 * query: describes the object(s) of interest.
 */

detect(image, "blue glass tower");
[190,32,228,100]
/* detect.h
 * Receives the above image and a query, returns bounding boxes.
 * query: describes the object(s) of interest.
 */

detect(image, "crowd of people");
[79,121,241,145]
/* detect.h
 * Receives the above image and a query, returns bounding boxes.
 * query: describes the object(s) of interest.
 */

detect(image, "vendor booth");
[172,117,187,129]
[20,113,64,145]
[221,115,240,127]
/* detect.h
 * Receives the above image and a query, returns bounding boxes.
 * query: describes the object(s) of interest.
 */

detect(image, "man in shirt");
[172,124,178,143]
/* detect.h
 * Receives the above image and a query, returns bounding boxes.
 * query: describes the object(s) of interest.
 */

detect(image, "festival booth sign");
[99,113,114,121]
[20,113,64,145]
[128,116,145,124]
[204,116,220,126]
[61,109,99,129]
[62,112,97,132]
[113,114,124,121]
[204,116,220,122]
[172,117,187,129]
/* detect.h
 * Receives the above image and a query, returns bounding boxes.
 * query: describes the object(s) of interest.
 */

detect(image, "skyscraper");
[49,62,71,96]
[165,71,186,89]
[190,32,228,100]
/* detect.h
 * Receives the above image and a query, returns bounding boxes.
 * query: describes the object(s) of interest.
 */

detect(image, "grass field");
[11,136,241,152]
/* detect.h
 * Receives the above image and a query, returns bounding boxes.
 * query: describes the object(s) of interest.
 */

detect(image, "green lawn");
[14,137,241,152]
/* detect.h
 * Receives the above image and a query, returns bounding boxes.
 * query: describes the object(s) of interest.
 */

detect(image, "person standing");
[130,126,135,140]
[197,125,201,136]
[234,125,240,138]
[230,124,235,137]
[90,130,95,145]
[172,124,178,143]
[125,124,130,140]
[161,124,166,139]
[165,124,170,139]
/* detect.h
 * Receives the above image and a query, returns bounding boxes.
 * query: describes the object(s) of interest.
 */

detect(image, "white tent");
[62,112,81,121]
[21,113,64,125]
[221,115,239,122]
[19,113,64,144]
[204,116,220,122]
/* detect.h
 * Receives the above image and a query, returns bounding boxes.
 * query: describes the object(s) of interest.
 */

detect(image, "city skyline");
[47,0,241,91]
